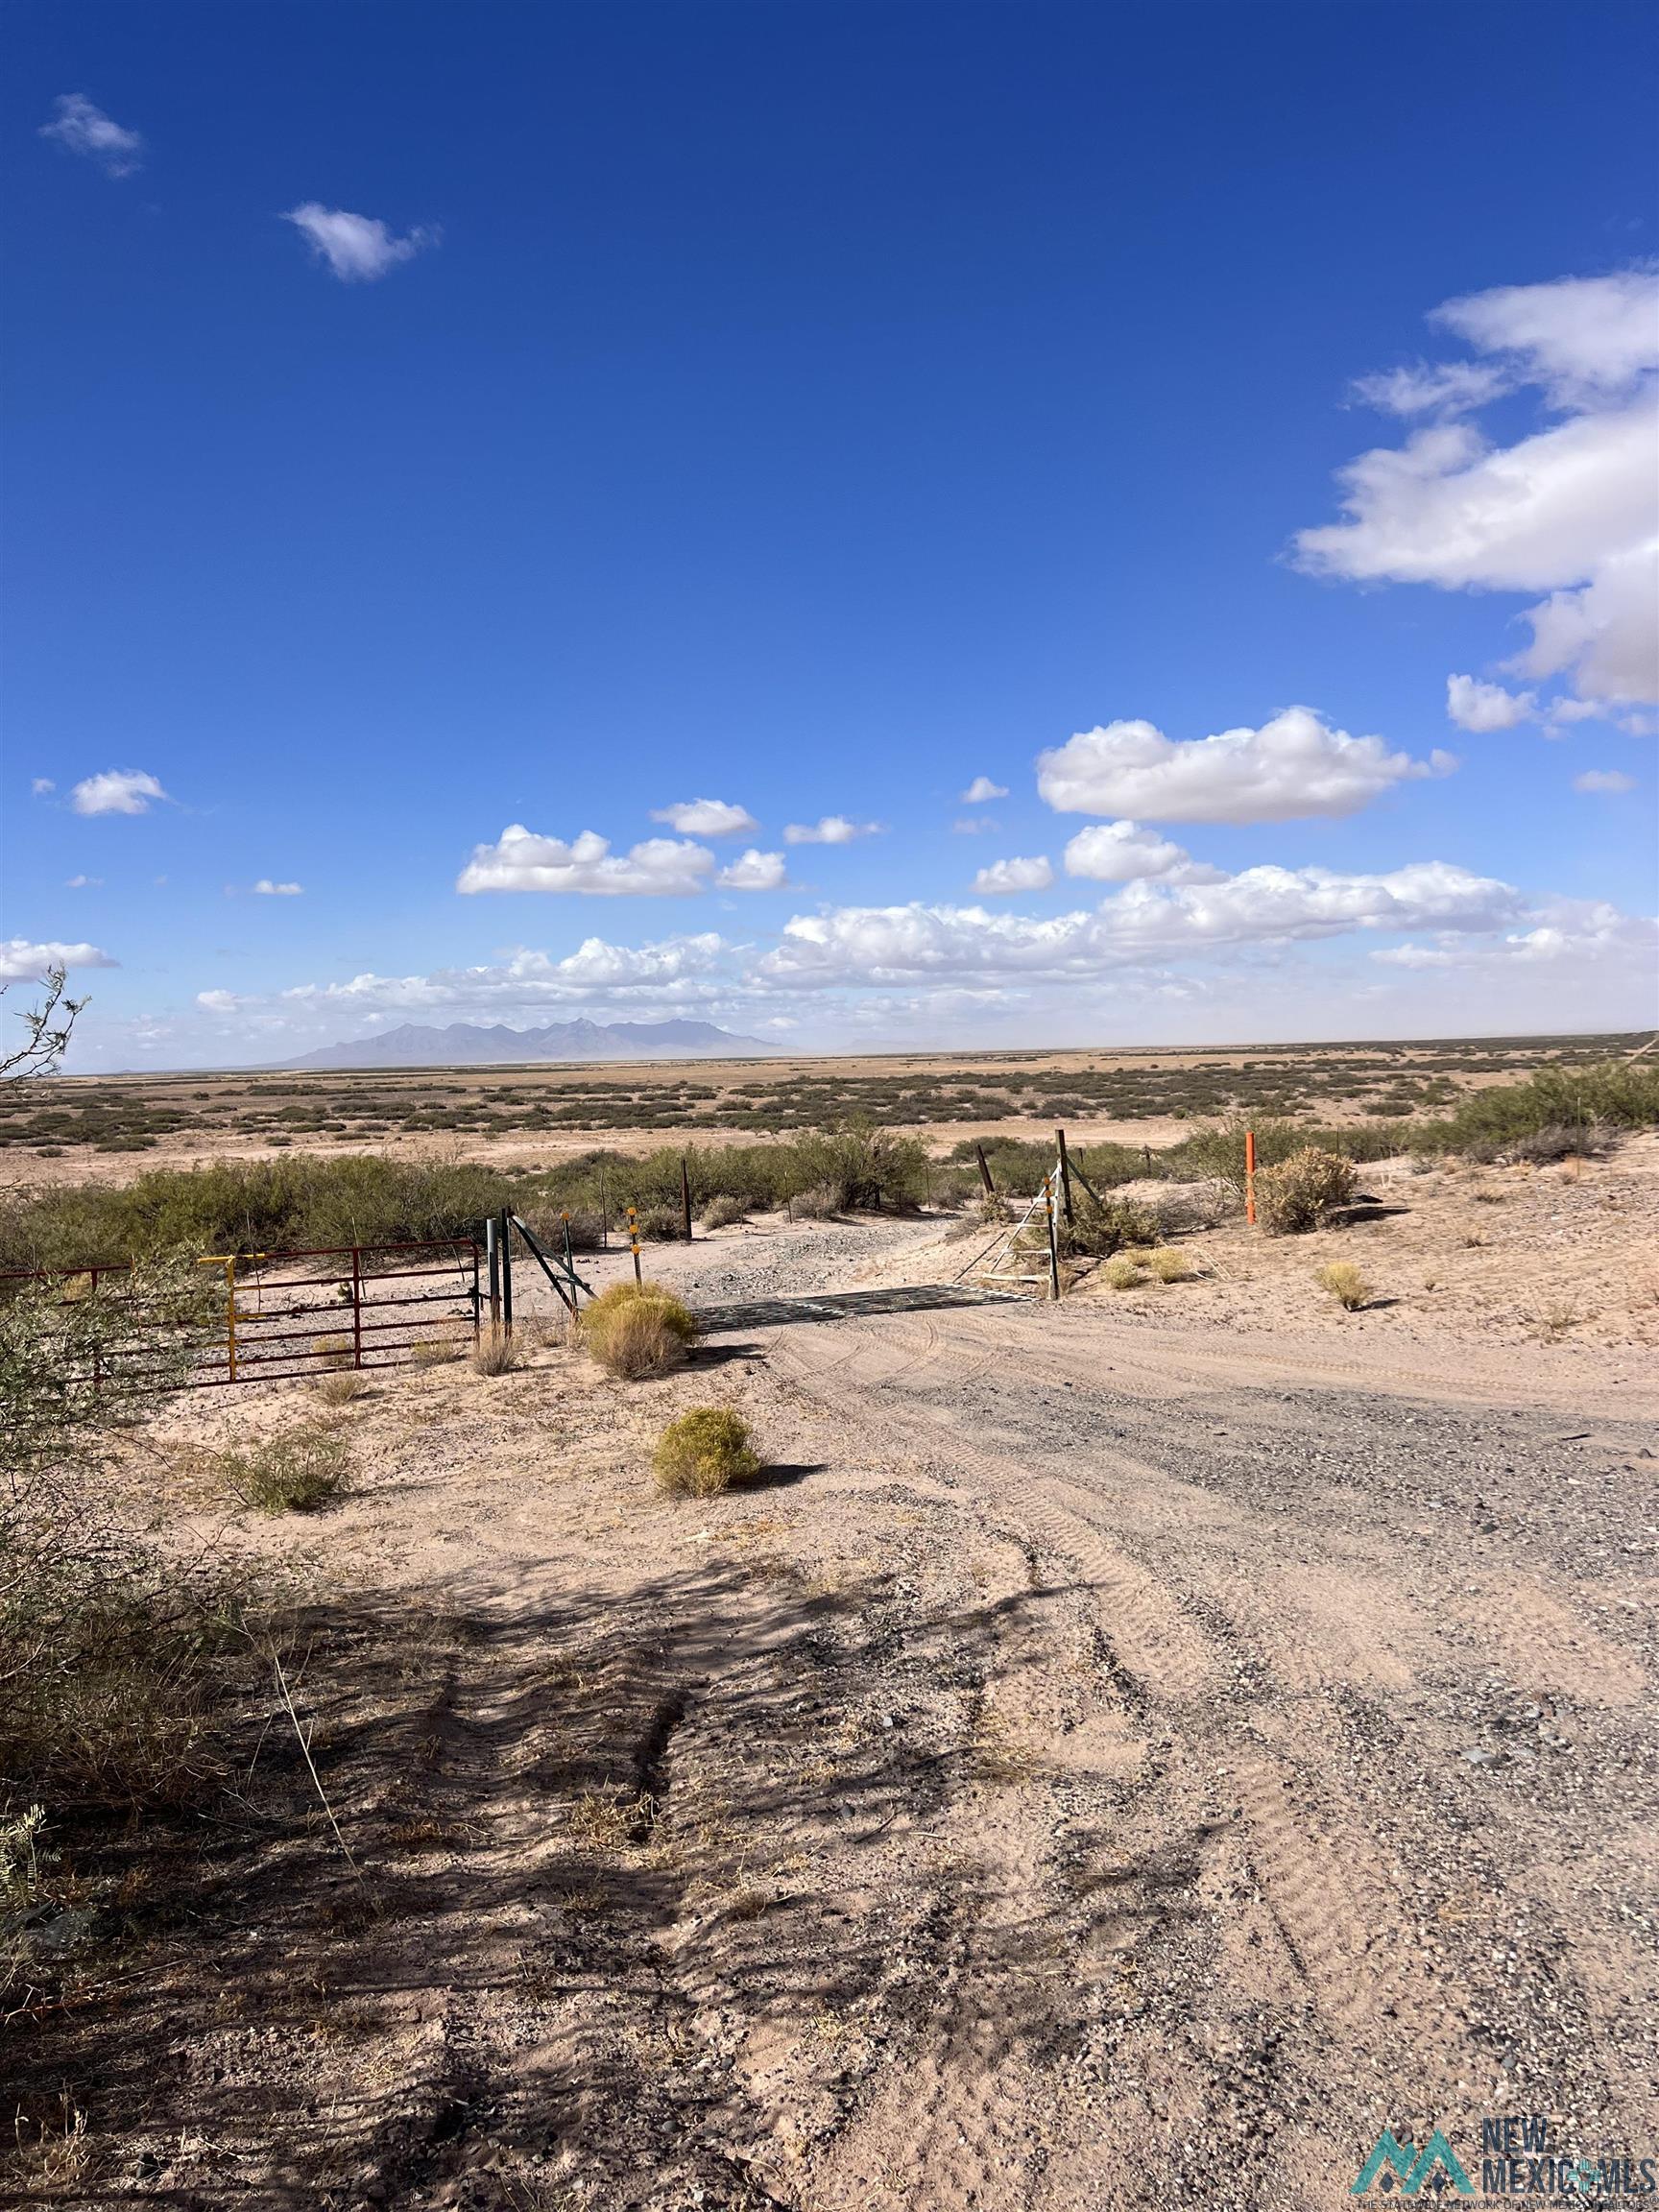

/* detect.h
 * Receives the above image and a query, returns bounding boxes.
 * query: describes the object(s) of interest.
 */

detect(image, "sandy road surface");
[632,1221,1659,2206]
[25,1215,1658,2211]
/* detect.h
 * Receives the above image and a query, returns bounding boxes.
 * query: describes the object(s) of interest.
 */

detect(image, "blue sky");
[4,0,1655,1069]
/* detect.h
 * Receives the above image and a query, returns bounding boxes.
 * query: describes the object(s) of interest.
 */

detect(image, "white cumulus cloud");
[40,93,143,176]
[716,849,789,891]
[960,776,1008,804]
[69,768,168,817]
[650,798,757,837]
[782,816,882,845]
[759,861,1524,989]
[1296,268,1659,706]
[1446,673,1536,733]
[1037,708,1452,825]
[1,937,117,980]
[1061,821,1223,883]
[282,204,436,282]
[973,855,1054,895]
[456,826,715,897]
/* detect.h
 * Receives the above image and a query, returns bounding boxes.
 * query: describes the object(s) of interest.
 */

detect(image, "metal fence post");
[487,1215,500,1329]
[1046,1176,1061,1302]
[351,1245,364,1368]
[499,1207,514,1336]
[1055,1127,1074,1225]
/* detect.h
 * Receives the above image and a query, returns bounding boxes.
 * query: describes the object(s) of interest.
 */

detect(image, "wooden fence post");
[1045,1175,1062,1301]
[974,1142,997,1198]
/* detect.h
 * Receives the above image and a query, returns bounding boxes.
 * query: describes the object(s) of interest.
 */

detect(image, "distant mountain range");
[267,1018,771,1071]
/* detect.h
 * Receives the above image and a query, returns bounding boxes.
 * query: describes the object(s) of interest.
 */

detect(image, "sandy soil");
[10,1170,1659,2209]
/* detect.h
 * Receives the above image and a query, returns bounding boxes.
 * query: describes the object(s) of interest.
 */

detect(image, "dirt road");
[25,1215,1659,2210]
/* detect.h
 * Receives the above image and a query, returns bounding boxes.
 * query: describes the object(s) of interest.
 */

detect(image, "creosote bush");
[1255,1147,1357,1236]
[698,1193,747,1231]
[581,1281,699,1380]
[1315,1262,1371,1311]
[220,1421,351,1513]
[1065,1189,1158,1258]
[653,1407,761,1499]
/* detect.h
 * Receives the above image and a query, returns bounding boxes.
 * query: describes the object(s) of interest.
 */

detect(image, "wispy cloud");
[40,94,144,177]
[650,798,757,837]
[973,855,1053,895]
[32,779,56,797]
[64,875,103,889]
[1573,769,1636,794]
[252,879,303,897]
[282,204,437,282]
[69,768,169,817]
[782,815,883,845]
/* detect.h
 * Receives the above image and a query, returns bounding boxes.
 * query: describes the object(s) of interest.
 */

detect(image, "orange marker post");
[1244,1129,1258,1226]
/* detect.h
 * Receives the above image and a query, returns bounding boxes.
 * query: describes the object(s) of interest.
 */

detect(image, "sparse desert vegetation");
[5,1042,1658,2206]
[218,1419,352,1512]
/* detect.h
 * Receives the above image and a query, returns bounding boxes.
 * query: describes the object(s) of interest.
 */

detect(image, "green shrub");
[1066,1188,1158,1258]
[220,1422,350,1513]
[1255,1147,1357,1236]
[653,1407,761,1498]
[637,1204,686,1241]
[699,1193,747,1230]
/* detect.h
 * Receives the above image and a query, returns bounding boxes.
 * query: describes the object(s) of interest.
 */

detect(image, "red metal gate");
[1,1236,482,1389]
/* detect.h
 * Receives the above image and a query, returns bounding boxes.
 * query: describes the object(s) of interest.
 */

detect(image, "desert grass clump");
[1102,1254,1145,1291]
[469,1323,522,1377]
[221,1421,350,1513]
[581,1281,699,1380]
[698,1193,747,1231]
[314,1367,366,1406]
[412,1334,464,1366]
[652,1407,761,1499]
[1255,1146,1357,1236]
[1315,1262,1371,1311]
[788,1182,842,1221]
[1145,1246,1193,1283]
